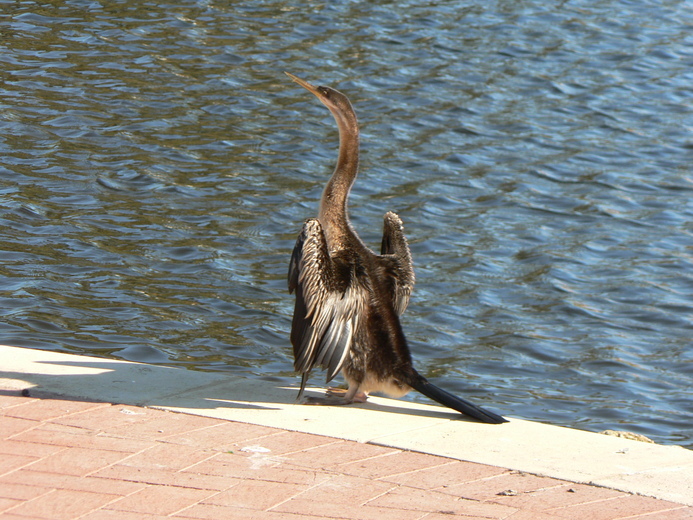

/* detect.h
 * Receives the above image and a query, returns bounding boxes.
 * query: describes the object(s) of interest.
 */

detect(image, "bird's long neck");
[319,111,359,240]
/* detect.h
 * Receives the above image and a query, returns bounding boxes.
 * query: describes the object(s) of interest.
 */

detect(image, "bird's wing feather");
[289,218,365,382]
[380,211,415,315]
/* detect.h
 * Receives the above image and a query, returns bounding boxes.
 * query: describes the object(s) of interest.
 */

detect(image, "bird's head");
[285,72,358,132]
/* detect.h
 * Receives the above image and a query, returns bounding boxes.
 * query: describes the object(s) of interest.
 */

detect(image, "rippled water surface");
[2,0,692,446]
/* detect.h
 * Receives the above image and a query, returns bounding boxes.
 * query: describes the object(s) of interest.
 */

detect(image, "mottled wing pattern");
[380,211,415,315]
[289,218,365,385]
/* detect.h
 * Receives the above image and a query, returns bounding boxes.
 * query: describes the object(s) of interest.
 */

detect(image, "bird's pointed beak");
[285,72,323,99]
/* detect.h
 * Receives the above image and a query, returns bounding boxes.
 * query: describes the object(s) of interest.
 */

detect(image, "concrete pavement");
[1,344,691,518]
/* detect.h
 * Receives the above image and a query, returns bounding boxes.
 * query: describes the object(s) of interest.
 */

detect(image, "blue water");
[1,0,692,446]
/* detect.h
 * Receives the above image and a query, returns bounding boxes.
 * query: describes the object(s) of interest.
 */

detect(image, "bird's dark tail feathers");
[409,373,508,424]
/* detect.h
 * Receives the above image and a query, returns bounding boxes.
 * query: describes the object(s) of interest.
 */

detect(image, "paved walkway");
[1,390,691,520]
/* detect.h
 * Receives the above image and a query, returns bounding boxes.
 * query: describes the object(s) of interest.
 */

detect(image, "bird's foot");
[303,387,368,405]
[326,387,368,403]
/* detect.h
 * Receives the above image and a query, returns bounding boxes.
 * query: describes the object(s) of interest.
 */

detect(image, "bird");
[285,72,507,424]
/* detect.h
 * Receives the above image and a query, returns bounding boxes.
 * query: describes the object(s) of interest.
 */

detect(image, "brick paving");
[0,391,691,520]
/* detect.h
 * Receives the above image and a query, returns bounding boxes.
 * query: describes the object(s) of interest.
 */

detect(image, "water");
[2,0,692,447]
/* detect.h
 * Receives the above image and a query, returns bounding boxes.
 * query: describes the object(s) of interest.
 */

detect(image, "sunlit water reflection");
[2,1,692,446]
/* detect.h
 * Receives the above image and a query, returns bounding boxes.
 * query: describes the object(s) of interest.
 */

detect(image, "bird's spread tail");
[410,375,508,424]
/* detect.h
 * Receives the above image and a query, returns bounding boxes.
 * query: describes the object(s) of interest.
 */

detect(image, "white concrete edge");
[1,345,691,506]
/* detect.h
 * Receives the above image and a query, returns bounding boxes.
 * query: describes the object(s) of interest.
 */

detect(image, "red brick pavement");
[0,391,690,520]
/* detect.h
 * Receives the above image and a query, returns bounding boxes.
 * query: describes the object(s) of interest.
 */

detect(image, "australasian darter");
[286,72,507,424]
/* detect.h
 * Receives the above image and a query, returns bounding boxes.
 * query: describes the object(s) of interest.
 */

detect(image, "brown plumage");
[286,72,507,424]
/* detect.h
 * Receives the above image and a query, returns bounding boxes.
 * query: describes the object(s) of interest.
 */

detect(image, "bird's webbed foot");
[304,387,368,405]
[326,386,368,403]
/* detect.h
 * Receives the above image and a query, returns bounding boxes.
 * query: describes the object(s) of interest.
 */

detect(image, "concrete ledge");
[1,344,691,506]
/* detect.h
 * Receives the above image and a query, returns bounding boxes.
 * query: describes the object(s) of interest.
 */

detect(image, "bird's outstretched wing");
[380,211,415,315]
[288,218,365,397]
